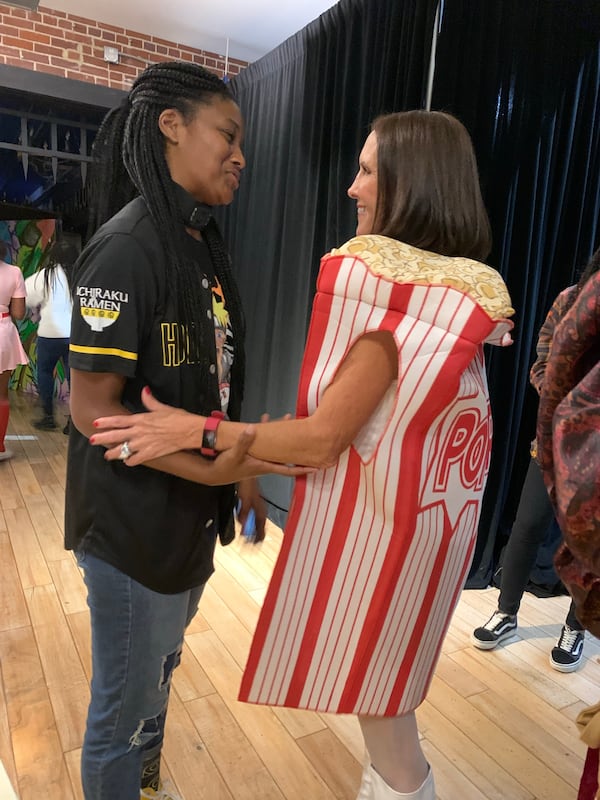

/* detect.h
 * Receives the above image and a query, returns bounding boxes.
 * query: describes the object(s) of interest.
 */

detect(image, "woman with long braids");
[65,61,307,800]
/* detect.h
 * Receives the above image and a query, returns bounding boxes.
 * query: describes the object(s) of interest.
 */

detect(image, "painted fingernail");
[93,420,99,428]
[89,436,95,444]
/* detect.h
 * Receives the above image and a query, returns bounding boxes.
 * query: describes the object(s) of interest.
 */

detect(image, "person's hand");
[260,412,293,423]
[90,387,201,464]
[29,305,41,324]
[485,318,514,347]
[236,478,267,543]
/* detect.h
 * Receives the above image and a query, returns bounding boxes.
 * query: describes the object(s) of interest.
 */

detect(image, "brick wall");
[0,3,248,90]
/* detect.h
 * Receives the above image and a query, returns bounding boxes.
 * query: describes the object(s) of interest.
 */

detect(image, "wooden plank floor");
[0,390,593,800]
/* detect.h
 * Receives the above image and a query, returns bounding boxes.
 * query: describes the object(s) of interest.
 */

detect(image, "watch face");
[201,413,223,458]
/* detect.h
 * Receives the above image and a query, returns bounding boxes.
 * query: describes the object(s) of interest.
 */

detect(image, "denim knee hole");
[158,644,182,691]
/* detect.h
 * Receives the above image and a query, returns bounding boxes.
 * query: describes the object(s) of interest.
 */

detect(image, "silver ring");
[119,441,132,460]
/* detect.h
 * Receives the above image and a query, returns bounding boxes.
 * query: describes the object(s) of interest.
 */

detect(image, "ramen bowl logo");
[77,286,129,332]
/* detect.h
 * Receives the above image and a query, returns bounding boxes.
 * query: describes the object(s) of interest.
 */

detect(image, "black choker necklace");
[172,180,213,232]
[187,203,212,232]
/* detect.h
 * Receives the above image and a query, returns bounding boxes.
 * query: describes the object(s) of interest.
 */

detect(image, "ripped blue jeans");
[77,550,204,800]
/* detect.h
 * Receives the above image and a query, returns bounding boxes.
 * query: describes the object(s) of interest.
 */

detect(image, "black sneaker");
[33,415,57,431]
[471,611,518,650]
[549,625,584,673]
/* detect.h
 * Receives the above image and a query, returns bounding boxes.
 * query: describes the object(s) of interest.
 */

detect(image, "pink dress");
[239,236,514,716]
[0,260,28,372]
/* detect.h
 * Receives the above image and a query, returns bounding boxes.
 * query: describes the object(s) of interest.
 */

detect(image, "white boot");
[356,749,375,800]
[356,761,374,800]
[367,764,435,800]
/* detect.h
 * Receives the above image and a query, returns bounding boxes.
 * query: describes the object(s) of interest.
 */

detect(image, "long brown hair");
[371,110,492,261]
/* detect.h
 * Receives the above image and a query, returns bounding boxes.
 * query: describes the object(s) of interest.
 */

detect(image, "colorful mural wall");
[0,218,69,399]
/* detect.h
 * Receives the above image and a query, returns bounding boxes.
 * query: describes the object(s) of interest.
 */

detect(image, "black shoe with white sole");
[549,625,584,673]
[471,611,518,650]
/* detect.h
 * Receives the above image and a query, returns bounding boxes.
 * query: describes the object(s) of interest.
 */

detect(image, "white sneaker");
[0,449,13,462]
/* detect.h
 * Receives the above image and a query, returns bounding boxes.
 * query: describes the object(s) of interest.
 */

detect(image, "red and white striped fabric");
[239,236,513,716]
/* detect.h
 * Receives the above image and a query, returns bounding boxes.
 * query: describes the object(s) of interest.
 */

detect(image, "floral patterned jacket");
[537,271,600,635]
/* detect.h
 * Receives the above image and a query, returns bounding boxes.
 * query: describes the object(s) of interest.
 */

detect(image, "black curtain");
[224,0,438,523]
[222,0,600,553]
[430,0,600,586]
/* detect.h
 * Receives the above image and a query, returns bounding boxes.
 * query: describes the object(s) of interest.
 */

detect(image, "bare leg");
[0,370,12,452]
[359,713,429,792]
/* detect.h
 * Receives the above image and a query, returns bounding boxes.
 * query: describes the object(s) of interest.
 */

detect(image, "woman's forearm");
[144,449,229,485]
[216,417,339,468]
[147,409,338,469]
[9,297,26,320]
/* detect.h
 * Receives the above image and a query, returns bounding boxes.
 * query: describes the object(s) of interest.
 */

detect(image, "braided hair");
[86,61,245,418]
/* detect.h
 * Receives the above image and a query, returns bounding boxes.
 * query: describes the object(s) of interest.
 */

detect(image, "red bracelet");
[201,410,226,457]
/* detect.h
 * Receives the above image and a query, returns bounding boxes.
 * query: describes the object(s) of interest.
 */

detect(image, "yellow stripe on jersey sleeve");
[69,344,138,361]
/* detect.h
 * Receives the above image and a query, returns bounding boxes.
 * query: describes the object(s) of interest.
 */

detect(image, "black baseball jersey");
[65,194,235,593]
